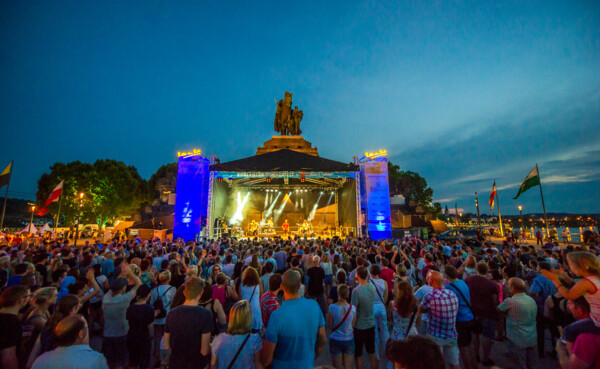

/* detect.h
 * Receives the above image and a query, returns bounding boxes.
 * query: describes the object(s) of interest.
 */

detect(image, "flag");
[489,181,497,211]
[0,162,12,189]
[37,180,64,216]
[514,165,541,199]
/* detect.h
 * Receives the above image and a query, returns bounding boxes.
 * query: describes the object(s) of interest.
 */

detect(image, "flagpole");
[54,195,62,235]
[495,179,504,237]
[536,163,550,239]
[0,160,14,230]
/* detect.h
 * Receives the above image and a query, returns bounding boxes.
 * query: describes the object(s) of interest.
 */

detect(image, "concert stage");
[207,148,360,239]
[172,92,392,241]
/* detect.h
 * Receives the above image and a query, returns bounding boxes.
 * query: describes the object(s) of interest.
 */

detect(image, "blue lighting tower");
[358,150,392,240]
[173,152,210,241]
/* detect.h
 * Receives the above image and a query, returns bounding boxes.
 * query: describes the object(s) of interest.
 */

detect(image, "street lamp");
[518,205,523,231]
[28,206,35,234]
[73,193,84,247]
[475,192,481,226]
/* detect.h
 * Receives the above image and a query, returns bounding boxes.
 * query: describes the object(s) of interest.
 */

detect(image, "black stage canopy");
[210,149,359,173]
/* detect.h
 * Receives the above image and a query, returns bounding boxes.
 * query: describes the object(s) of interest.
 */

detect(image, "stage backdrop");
[359,155,392,240]
[173,155,210,241]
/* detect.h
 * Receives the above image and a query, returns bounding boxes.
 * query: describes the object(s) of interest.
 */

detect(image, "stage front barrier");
[173,154,210,241]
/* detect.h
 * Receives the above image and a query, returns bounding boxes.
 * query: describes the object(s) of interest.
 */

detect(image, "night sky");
[1,1,598,215]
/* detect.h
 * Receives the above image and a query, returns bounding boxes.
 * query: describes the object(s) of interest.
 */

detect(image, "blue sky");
[1,0,598,215]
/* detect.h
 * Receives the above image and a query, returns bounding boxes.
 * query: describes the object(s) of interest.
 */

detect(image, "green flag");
[514,165,540,199]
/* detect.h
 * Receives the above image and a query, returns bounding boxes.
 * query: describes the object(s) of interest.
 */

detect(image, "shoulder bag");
[226,334,251,369]
[332,305,353,333]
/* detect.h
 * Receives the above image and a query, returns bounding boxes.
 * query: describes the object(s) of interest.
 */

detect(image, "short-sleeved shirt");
[165,305,213,369]
[498,292,537,348]
[421,288,459,339]
[329,304,356,341]
[212,333,262,369]
[351,283,376,329]
[445,280,475,322]
[530,275,558,311]
[306,267,325,296]
[126,304,155,343]
[31,345,108,369]
[102,290,135,337]
[466,275,498,319]
[260,292,279,328]
[0,313,22,353]
[573,333,600,369]
[265,297,325,369]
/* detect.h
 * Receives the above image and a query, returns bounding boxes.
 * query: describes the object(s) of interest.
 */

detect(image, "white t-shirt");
[329,304,356,341]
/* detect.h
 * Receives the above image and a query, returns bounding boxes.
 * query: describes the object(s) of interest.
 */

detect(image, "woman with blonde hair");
[542,251,600,346]
[239,267,263,332]
[210,300,263,369]
[20,287,58,364]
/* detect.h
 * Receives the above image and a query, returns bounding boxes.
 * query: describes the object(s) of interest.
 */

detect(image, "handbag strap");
[248,285,256,303]
[370,280,385,304]
[405,307,417,337]
[447,283,474,313]
[226,334,251,369]
[332,305,353,333]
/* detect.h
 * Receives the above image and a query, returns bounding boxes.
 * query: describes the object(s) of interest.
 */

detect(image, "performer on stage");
[282,219,290,236]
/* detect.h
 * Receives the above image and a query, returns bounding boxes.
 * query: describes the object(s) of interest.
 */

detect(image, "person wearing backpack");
[327,284,356,369]
[150,271,175,367]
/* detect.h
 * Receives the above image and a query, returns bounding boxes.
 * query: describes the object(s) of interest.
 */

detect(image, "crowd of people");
[1,231,600,369]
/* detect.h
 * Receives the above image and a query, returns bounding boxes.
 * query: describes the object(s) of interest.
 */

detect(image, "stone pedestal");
[256,136,319,156]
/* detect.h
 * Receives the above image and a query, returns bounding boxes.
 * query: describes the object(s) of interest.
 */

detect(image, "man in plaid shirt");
[260,273,282,328]
[421,271,460,369]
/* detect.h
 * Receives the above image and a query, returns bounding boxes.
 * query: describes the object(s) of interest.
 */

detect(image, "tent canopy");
[39,223,53,234]
[20,223,38,234]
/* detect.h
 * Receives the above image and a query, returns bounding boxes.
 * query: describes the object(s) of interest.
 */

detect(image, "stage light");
[274,192,292,222]
[308,193,323,221]
[230,192,250,225]
[331,191,334,195]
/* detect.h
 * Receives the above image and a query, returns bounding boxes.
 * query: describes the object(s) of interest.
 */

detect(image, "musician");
[282,219,290,236]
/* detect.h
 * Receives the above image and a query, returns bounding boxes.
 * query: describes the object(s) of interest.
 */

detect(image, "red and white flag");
[489,181,497,212]
[37,180,64,216]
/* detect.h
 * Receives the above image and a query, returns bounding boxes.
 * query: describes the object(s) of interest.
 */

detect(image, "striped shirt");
[498,292,537,347]
[584,276,600,327]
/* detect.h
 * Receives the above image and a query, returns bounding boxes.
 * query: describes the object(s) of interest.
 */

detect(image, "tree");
[36,161,96,227]
[90,159,147,227]
[37,160,147,228]
[388,161,440,216]
[147,162,178,201]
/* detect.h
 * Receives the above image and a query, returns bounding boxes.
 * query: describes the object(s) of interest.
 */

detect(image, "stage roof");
[210,149,359,172]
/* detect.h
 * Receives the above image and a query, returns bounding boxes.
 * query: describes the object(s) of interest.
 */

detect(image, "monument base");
[256,135,319,156]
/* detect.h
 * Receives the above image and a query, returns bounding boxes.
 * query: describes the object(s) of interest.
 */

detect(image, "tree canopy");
[147,162,177,201]
[36,160,147,227]
[388,161,441,217]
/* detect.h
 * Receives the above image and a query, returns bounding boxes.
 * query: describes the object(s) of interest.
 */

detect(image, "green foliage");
[147,162,178,201]
[36,160,147,227]
[388,161,438,216]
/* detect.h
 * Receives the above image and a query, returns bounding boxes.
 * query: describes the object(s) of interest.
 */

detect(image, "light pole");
[73,193,84,247]
[475,192,481,226]
[518,205,523,231]
[28,206,35,234]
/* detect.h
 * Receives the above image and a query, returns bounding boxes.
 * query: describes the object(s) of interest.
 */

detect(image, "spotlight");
[331,191,334,195]
[320,191,323,194]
